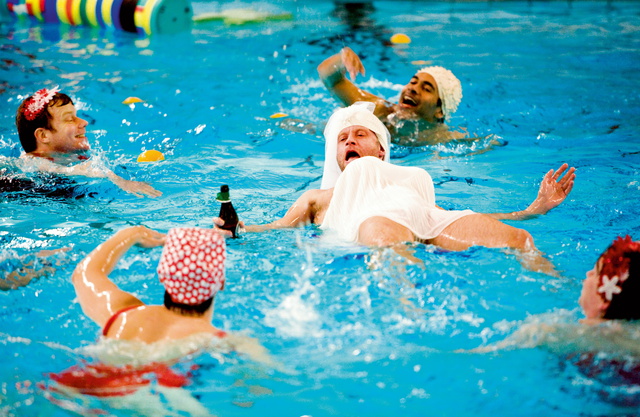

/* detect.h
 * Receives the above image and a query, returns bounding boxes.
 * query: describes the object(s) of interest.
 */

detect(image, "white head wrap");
[417,66,462,119]
[320,102,391,189]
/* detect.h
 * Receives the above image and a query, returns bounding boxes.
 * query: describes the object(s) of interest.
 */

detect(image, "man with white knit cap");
[317,47,463,143]
[225,103,575,272]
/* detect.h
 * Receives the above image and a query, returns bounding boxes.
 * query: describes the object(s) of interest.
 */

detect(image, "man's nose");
[345,132,358,144]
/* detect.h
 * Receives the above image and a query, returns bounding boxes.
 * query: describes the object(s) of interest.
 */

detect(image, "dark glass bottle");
[216,185,239,238]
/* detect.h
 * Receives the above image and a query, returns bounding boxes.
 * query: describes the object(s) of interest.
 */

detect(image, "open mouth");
[401,95,418,107]
[345,150,360,162]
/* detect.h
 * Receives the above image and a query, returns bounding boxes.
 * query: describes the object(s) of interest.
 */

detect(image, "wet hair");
[15,92,73,153]
[163,291,213,316]
[598,236,640,320]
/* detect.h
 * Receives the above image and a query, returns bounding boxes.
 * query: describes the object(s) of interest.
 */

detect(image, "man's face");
[336,125,385,171]
[41,103,89,153]
[397,72,443,122]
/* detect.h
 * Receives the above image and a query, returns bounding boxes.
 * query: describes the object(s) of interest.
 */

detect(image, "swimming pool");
[1,0,640,415]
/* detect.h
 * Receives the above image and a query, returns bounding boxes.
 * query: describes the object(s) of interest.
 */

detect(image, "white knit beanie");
[417,66,462,119]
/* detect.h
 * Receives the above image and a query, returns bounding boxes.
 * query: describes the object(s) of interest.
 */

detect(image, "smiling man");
[15,87,161,198]
[218,103,575,273]
[317,47,463,144]
[16,88,90,158]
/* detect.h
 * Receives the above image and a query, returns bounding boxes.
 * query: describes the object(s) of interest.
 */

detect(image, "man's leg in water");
[357,214,555,274]
[358,216,415,246]
[359,214,530,250]
[358,216,421,263]
[427,213,556,274]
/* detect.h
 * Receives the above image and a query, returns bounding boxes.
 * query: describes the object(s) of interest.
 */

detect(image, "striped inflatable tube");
[25,0,43,21]
[134,0,191,36]
[3,0,192,34]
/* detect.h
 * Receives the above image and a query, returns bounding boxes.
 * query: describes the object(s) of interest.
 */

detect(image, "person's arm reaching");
[485,163,576,221]
[105,170,162,198]
[214,189,329,236]
[317,47,387,110]
[72,226,165,327]
[29,158,162,198]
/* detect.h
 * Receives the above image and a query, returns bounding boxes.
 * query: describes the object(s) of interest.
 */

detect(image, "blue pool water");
[1,1,640,415]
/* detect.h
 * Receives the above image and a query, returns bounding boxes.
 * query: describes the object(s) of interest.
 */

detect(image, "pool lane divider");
[2,0,192,35]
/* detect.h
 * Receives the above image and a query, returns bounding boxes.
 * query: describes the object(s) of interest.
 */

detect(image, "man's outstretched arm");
[105,170,162,198]
[28,158,162,198]
[485,163,576,221]
[214,189,329,236]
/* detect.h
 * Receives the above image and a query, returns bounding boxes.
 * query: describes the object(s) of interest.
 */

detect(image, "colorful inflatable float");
[2,0,193,35]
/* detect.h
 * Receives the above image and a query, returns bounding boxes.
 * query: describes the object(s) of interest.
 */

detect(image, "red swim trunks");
[46,362,190,397]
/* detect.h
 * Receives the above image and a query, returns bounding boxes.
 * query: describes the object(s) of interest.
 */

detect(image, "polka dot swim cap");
[157,228,226,306]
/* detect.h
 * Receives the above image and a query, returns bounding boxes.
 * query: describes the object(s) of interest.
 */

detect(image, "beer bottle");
[216,185,239,238]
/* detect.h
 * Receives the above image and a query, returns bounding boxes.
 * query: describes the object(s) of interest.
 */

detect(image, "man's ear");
[34,127,50,145]
[378,144,385,160]
[434,106,444,121]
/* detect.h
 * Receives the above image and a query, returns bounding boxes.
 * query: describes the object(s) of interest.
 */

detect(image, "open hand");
[528,163,576,215]
[340,47,365,80]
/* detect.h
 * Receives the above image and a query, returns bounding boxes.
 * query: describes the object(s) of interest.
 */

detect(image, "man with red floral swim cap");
[72,226,227,342]
[14,87,161,198]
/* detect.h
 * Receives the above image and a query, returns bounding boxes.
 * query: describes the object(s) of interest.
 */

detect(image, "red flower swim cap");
[157,228,226,305]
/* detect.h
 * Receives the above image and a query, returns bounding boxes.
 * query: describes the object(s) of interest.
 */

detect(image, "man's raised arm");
[72,226,165,326]
[317,47,385,109]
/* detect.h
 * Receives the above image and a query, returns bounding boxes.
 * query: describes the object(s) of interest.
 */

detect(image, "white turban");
[417,66,462,119]
[320,102,391,189]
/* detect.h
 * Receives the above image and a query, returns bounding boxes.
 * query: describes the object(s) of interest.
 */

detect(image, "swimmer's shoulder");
[305,187,333,205]
[107,306,224,342]
[373,99,395,119]
[19,154,60,172]
[392,122,467,146]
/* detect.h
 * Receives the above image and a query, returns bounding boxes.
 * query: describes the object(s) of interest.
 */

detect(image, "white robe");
[320,157,474,242]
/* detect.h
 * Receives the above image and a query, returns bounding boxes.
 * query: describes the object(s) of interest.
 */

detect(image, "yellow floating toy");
[390,33,411,44]
[123,97,144,104]
[270,112,289,119]
[137,150,165,162]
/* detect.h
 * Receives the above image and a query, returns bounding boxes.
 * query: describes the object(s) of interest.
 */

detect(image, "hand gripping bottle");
[216,185,239,238]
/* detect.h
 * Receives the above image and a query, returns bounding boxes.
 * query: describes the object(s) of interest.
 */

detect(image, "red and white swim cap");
[157,228,226,305]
